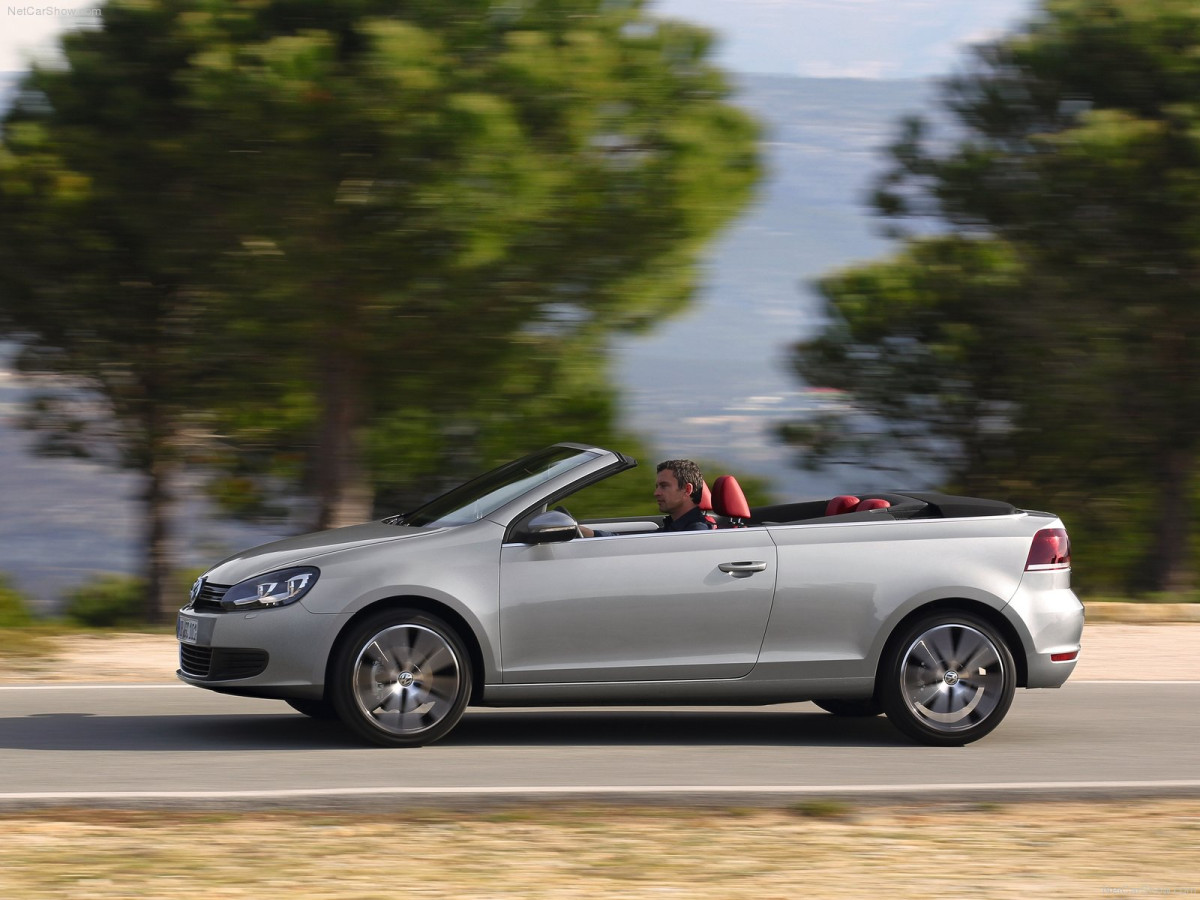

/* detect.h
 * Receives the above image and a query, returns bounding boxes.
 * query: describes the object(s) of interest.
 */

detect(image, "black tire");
[284,697,339,720]
[330,609,472,748]
[880,611,1016,746]
[813,698,883,717]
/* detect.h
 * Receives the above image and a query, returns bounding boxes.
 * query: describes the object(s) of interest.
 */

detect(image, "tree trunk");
[1145,445,1193,594]
[144,451,175,625]
[313,342,373,530]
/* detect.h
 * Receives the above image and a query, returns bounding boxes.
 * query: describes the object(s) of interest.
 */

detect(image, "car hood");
[205,521,441,586]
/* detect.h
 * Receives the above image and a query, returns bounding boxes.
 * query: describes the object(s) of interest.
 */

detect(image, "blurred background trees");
[790,0,1200,595]
[0,0,760,620]
[9,0,1200,620]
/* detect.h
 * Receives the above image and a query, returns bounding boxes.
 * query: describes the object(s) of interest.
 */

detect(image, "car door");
[498,528,778,683]
[755,517,1029,679]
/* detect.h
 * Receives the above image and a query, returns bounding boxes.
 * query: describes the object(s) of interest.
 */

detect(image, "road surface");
[0,680,1196,808]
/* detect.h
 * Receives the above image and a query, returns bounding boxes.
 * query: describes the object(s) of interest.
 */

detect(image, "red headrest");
[699,480,713,512]
[711,475,752,521]
[825,495,860,516]
[855,498,891,512]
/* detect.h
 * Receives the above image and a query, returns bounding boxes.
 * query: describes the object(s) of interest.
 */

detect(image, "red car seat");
[855,498,891,512]
[825,495,860,516]
[711,475,752,527]
[699,481,717,528]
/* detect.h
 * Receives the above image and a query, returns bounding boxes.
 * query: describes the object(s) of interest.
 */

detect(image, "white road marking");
[1071,680,1200,685]
[1,781,1199,803]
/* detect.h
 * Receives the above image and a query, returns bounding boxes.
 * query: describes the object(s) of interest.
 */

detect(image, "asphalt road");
[0,680,1197,808]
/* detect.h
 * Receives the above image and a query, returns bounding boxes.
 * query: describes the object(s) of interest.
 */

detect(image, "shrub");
[0,574,34,628]
[64,575,147,627]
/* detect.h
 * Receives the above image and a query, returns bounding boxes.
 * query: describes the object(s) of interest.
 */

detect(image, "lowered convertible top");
[750,490,1017,525]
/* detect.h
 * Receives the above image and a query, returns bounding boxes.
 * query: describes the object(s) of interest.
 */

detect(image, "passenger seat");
[711,475,752,527]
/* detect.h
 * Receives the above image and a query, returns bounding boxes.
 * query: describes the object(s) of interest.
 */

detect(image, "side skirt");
[476,676,876,707]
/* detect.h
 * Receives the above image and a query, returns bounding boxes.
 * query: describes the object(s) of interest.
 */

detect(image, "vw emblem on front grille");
[190,576,205,604]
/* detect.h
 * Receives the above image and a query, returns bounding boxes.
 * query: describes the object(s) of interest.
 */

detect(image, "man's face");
[653,468,693,518]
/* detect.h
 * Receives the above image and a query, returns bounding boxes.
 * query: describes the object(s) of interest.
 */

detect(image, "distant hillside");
[0,73,943,606]
[612,74,938,492]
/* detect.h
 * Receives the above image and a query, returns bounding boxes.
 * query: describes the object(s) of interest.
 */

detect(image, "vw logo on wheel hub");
[944,671,960,686]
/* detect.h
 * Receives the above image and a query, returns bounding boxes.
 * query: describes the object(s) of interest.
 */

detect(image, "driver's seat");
[711,475,752,527]
[699,481,717,528]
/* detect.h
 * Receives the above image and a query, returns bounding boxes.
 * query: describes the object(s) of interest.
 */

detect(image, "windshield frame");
[393,445,605,528]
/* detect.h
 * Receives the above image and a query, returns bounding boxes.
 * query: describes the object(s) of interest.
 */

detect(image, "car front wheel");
[330,610,472,748]
[880,612,1016,746]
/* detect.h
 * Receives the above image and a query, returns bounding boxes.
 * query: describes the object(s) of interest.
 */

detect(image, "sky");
[2,0,1037,79]
[653,0,1036,79]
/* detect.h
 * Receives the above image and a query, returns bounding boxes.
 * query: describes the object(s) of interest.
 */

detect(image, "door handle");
[718,561,768,577]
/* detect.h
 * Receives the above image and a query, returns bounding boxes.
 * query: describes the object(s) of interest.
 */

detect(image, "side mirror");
[521,510,578,544]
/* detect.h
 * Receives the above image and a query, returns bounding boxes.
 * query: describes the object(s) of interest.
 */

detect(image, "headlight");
[219,566,319,611]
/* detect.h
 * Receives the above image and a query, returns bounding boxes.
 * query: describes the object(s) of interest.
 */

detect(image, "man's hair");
[657,459,704,504]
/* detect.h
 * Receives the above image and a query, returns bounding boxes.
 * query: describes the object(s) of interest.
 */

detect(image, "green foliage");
[792,236,1030,480]
[0,574,34,628]
[0,0,761,609]
[555,466,659,521]
[179,0,761,526]
[63,575,148,628]
[790,0,1200,594]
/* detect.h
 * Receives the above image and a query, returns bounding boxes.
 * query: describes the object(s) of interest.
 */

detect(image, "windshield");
[397,447,600,528]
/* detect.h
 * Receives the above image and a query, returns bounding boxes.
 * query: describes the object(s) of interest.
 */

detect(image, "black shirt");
[660,505,717,532]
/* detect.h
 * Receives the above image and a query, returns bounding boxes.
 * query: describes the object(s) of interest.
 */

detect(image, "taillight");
[1026,528,1070,570]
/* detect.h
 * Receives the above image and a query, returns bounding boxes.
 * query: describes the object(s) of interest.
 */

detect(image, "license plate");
[177,613,199,645]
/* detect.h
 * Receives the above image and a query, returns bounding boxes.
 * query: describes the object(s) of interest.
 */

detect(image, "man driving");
[579,459,715,537]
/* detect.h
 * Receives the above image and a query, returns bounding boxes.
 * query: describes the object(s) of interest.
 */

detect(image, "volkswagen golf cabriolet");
[177,443,1083,747]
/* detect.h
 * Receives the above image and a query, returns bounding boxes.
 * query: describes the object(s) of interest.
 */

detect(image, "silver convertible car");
[177,443,1083,747]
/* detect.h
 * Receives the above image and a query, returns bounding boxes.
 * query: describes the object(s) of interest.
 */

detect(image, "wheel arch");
[876,598,1029,689]
[323,595,488,702]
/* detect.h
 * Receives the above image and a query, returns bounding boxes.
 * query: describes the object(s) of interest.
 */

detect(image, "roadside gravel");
[1,618,1197,684]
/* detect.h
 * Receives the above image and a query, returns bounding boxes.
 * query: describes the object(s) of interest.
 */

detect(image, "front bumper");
[176,600,344,699]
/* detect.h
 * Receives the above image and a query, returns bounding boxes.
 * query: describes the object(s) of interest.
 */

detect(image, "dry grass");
[0,627,65,675]
[0,801,1198,899]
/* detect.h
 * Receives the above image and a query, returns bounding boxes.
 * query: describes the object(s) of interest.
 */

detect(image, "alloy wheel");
[882,613,1016,745]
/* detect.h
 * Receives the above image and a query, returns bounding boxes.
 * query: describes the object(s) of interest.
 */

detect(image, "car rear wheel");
[330,610,472,748]
[813,698,883,717]
[880,612,1016,746]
